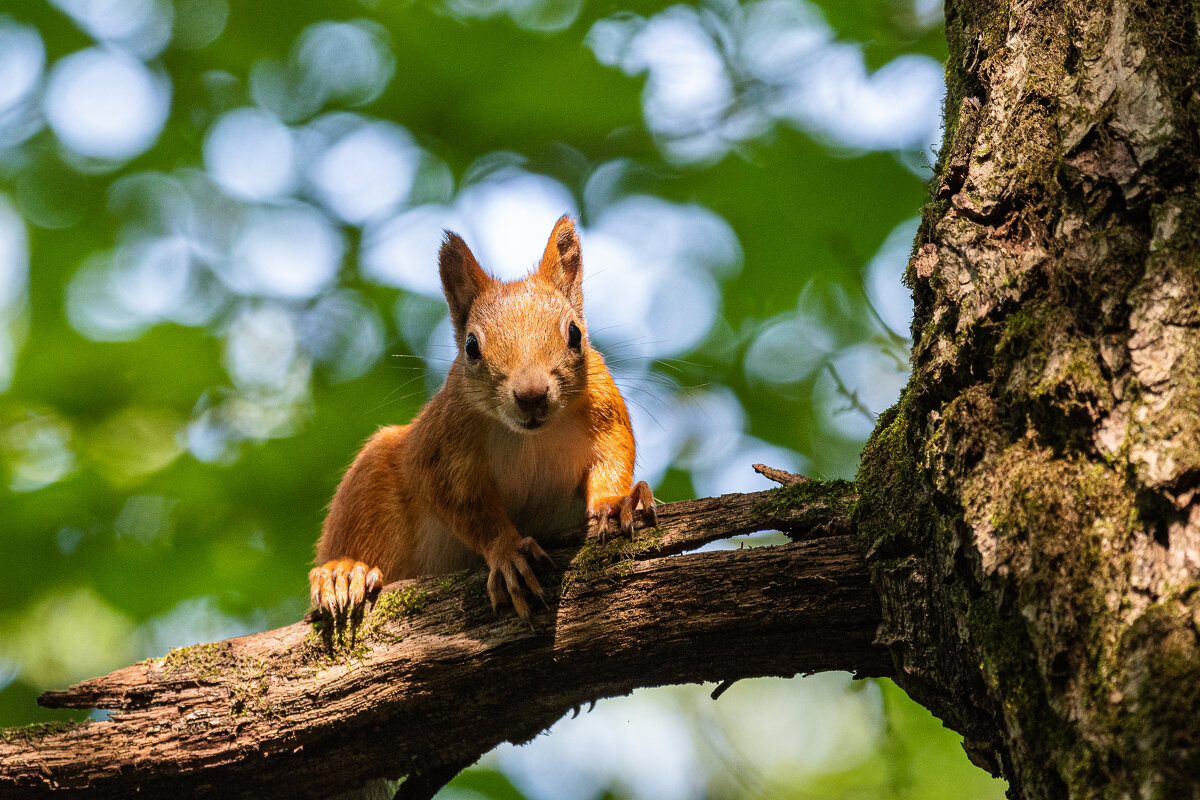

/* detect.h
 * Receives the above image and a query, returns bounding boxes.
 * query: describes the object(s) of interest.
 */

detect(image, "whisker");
[391,354,455,364]
[620,396,666,432]
[366,375,428,411]
[613,382,676,412]
[653,356,708,371]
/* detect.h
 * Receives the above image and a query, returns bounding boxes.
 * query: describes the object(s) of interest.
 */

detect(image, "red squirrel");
[309,216,655,618]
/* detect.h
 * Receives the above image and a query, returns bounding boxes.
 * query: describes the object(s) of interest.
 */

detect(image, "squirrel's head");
[439,216,591,434]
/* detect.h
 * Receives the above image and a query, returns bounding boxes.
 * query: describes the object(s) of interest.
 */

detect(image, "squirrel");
[309,216,655,619]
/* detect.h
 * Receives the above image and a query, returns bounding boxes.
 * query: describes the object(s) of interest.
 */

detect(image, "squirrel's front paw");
[486,536,553,620]
[309,559,383,615]
[588,481,657,541]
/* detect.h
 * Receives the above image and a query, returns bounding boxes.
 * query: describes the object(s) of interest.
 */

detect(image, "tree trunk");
[855,0,1200,796]
[2,1,1198,798]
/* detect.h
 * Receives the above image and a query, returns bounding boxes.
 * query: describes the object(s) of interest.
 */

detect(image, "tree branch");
[0,480,888,798]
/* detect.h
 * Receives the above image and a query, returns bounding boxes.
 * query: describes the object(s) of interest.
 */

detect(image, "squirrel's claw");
[517,536,553,609]
[309,559,383,616]
[587,481,657,541]
[634,481,658,527]
[486,536,551,620]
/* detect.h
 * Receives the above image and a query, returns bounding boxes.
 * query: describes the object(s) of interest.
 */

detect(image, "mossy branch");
[0,480,887,799]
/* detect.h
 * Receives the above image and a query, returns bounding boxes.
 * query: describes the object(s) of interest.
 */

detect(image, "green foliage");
[446,767,532,800]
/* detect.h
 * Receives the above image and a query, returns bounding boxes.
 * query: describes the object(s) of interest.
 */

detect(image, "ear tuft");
[539,215,583,312]
[439,231,489,333]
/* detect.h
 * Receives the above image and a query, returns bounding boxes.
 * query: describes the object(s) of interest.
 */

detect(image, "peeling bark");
[0,483,889,798]
[857,0,1200,796]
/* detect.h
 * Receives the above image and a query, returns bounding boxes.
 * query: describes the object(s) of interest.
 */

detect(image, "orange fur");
[310,216,653,618]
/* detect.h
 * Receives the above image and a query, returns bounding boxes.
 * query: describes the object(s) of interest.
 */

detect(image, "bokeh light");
[364,204,470,296]
[203,108,297,201]
[0,194,29,390]
[228,203,344,299]
[307,119,421,225]
[2,408,76,492]
[0,17,45,144]
[44,47,171,162]
[50,0,174,59]
[589,0,944,165]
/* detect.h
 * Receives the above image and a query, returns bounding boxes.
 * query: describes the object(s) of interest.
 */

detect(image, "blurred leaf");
[445,767,533,800]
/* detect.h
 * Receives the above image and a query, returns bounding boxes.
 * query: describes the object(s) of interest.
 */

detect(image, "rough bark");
[854,0,1200,797]
[0,482,890,798]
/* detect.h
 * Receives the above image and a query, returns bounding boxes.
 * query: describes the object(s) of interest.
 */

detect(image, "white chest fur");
[486,417,591,537]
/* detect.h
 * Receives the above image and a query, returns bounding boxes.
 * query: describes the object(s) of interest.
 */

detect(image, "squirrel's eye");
[567,321,582,350]
[465,333,481,361]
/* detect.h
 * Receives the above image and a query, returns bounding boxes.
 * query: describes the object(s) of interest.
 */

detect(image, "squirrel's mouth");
[519,419,544,430]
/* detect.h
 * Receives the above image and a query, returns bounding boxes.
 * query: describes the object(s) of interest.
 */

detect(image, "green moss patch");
[305,616,371,665]
[560,528,665,598]
[305,586,431,660]
[0,720,79,744]
[752,477,855,533]
[855,395,931,561]
[158,641,236,681]
[363,587,430,643]
[155,642,282,718]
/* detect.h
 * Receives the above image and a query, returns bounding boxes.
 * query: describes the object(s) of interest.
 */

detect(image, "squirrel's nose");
[513,382,550,414]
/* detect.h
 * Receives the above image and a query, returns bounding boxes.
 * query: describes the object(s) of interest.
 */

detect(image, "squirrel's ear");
[538,215,583,313]
[439,231,489,332]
